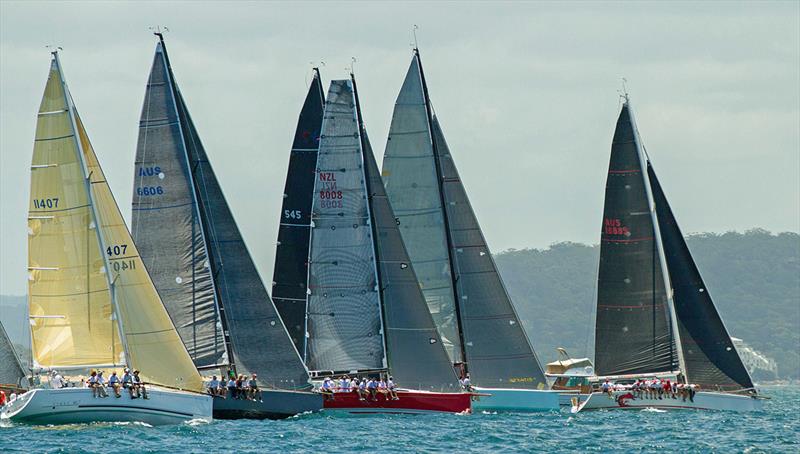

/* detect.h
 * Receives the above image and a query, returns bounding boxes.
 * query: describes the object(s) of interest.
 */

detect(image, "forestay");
[305,79,385,372]
[594,104,677,377]
[648,163,754,391]
[133,38,310,389]
[273,70,326,354]
[30,54,204,392]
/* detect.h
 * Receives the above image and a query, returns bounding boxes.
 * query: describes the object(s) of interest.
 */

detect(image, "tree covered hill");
[496,229,800,380]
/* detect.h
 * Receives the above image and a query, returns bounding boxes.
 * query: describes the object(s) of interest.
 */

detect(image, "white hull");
[1,387,212,425]
[574,390,764,413]
[472,387,560,412]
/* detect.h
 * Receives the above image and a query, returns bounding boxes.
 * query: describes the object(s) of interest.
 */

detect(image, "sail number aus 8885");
[136,186,164,196]
[33,198,59,209]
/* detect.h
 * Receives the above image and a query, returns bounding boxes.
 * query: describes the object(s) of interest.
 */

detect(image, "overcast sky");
[1,1,798,296]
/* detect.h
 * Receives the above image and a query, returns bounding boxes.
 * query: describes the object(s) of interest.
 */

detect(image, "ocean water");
[2,386,797,453]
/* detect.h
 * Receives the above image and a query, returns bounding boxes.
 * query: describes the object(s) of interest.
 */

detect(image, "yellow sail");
[28,60,124,369]
[28,54,204,393]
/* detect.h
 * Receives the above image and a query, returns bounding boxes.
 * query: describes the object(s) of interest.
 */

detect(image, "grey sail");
[305,79,385,373]
[594,103,677,377]
[273,70,326,353]
[432,116,548,388]
[133,37,310,389]
[132,41,223,369]
[0,321,26,387]
[381,56,462,363]
[648,162,754,390]
[361,123,460,391]
[382,52,547,389]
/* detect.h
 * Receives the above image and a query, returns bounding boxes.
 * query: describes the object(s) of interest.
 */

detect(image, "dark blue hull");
[212,389,322,420]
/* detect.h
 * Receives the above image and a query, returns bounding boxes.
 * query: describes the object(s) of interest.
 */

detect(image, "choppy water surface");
[2,386,798,453]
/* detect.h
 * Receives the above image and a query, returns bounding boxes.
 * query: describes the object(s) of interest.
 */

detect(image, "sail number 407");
[33,198,59,209]
[106,245,128,257]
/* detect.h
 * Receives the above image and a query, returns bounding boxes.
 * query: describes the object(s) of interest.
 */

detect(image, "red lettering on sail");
[603,218,630,236]
[319,172,337,182]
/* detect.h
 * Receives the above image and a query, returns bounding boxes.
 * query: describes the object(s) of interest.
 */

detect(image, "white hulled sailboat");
[1,51,212,425]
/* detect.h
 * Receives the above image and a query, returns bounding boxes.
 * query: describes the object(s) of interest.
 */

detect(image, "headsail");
[305,79,386,373]
[648,163,754,390]
[0,321,26,387]
[382,51,547,388]
[133,37,310,389]
[594,103,677,377]
[273,69,325,354]
[30,53,203,392]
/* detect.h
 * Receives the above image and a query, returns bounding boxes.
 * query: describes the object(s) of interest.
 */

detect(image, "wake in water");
[641,408,667,413]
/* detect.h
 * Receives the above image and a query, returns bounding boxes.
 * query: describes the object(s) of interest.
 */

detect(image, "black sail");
[133,38,310,390]
[648,163,754,390]
[362,130,460,391]
[0,321,26,387]
[273,70,325,353]
[132,41,223,369]
[594,104,677,376]
[432,116,547,389]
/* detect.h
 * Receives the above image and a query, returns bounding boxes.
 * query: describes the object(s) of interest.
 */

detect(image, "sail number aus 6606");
[136,186,164,196]
[33,198,59,209]
[106,245,128,257]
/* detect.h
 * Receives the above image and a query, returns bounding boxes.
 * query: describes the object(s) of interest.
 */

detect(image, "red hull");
[322,389,471,414]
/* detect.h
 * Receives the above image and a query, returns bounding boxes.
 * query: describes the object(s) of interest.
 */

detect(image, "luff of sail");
[132,41,224,369]
[594,103,677,377]
[273,69,326,354]
[305,79,385,372]
[0,321,26,387]
[382,51,547,389]
[133,38,311,389]
[31,53,204,393]
[647,163,754,391]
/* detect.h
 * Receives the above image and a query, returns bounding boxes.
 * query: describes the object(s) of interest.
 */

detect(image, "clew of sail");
[273,69,326,354]
[305,79,385,373]
[594,104,678,377]
[647,163,754,391]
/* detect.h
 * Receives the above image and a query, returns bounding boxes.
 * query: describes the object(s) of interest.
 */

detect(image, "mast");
[351,73,389,369]
[52,50,130,369]
[415,48,468,370]
[627,100,687,381]
[155,33,235,372]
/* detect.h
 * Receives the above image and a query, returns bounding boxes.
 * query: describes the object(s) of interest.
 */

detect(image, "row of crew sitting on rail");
[47,369,148,399]
[600,378,698,402]
[206,373,261,402]
[319,375,399,402]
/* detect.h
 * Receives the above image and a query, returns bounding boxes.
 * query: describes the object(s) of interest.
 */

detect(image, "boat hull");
[472,387,559,412]
[212,389,322,419]
[575,390,764,412]
[322,389,471,414]
[1,387,212,425]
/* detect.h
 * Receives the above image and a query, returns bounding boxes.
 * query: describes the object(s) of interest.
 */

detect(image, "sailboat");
[380,49,559,412]
[272,67,325,355]
[301,75,471,414]
[2,51,212,425]
[0,320,28,395]
[131,34,321,419]
[575,97,764,412]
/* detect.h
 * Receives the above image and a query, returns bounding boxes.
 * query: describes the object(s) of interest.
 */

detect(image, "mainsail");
[648,163,754,390]
[273,69,325,354]
[594,103,677,376]
[132,36,310,389]
[29,52,203,392]
[0,321,26,387]
[305,77,459,390]
[382,50,547,389]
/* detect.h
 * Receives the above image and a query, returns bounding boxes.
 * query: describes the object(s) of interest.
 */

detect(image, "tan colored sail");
[28,55,204,393]
[28,61,124,369]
